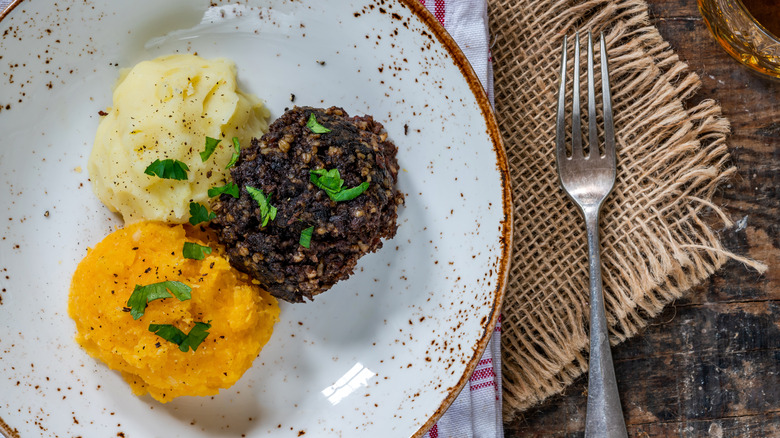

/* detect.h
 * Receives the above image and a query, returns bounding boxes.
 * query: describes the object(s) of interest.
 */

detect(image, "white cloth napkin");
[0,0,502,436]
[418,2,502,438]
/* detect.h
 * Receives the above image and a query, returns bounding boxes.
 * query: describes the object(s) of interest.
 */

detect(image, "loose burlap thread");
[488,0,768,418]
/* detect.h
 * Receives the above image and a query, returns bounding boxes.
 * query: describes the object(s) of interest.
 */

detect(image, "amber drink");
[698,0,780,79]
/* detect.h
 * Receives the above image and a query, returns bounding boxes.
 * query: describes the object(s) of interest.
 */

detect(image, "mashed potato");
[89,54,270,224]
[68,221,280,403]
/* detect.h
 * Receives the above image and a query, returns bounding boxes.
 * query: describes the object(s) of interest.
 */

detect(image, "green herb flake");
[188,202,216,225]
[309,168,343,193]
[148,321,212,352]
[299,226,314,248]
[330,181,370,201]
[225,137,241,169]
[309,168,370,202]
[208,182,240,198]
[143,159,189,180]
[200,136,221,162]
[126,281,192,320]
[246,186,278,227]
[182,242,212,260]
[306,113,332,134]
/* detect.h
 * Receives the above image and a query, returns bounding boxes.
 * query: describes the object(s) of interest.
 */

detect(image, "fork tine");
[600,33,615,162]
[587,31,598,158]
[556,35,568,164]
[571,32,583,157]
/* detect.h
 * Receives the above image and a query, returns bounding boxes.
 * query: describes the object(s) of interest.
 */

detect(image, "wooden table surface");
[503,0,779,436]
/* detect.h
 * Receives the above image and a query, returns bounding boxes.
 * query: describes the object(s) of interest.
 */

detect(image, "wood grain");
[503,0,780,436]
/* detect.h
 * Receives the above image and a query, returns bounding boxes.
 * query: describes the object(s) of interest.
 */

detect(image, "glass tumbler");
[698,0,780,79]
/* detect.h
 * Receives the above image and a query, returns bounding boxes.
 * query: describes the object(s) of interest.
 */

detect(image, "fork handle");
[583,207,628,438]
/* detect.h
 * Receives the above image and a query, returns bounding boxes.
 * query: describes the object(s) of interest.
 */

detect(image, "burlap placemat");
[488,0,768,418]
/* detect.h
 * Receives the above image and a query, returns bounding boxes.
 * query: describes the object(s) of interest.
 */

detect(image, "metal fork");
[556,32,628,438]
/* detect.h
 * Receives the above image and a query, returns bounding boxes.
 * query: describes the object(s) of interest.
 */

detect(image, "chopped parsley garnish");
[309,168,370,202]
[144,159,189,180]
[306,113,332,134]
[148,321,211,352]
[126,281,192,320]
[225,137,241,169]
[182,242,212,260]
[246,186,277,227]
[208,182,240,198]
[200,136,221,162]
[309,168,342,193]
[331,181,370,202]
[299,226,314,248]
[188,202,215,225]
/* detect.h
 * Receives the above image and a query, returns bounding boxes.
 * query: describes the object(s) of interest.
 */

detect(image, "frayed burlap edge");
[488,0,768,418]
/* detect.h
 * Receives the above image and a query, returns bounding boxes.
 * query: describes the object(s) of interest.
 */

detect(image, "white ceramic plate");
[0,1,510,436]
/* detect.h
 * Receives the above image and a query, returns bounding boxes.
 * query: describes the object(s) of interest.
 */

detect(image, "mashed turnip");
[68,221,279,403]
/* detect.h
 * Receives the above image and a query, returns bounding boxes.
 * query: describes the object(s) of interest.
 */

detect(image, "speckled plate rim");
[391,2,513,437]
[0,0,513,436]
[0,1,18,21]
